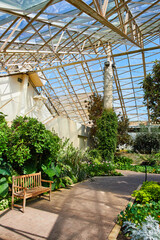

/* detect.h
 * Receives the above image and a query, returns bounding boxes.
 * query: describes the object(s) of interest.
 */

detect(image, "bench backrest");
[12,172,41,192]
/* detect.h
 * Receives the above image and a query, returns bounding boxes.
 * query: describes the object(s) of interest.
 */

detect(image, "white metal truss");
[0,0,160,124]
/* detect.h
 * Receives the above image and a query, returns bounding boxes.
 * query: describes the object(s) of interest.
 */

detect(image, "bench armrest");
[41,179,53,183]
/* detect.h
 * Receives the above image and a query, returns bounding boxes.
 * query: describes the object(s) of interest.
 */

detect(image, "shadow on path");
[0,171,160,240]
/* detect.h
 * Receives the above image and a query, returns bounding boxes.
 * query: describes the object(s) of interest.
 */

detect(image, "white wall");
[45,116,90,149]
[0,74,51,124]
[0,74,90,149]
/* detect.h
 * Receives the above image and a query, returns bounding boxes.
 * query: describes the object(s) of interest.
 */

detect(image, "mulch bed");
[117,231,130,240]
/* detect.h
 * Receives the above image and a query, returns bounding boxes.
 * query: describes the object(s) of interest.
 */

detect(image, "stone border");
[108,184,142,240]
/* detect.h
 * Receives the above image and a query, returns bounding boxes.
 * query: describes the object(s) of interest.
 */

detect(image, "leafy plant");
[134,132,160,154]
[0,199,9,210]
[61,176,73,186]
[88,149,102,162]
[142,61,160,123]
[114,156,133,168]
[0,112,10,159]
[138,153,158,166]
[42,163,65,190]
[85,160,116,177]
[132,181,160,203]
[117,114,132,147]
[85,94,131,150]
[56,139,89,181]
[7,116,60,174]
[118,201,160,226]
[85,93,104,147]
[115,163,160,174]
[123,215,160,240]
[96,109,118,161]
[0,167,10,198]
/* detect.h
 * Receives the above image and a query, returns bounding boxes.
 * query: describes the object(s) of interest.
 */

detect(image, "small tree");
[0,112,10,159]
[133,132,160,154]
[142,61,160,123]
[117,114,132,146]
[0,112,13,198]
[7,116,60,174]
[85,93,103,146]
[96,109,118,161]
[85,94,131,148]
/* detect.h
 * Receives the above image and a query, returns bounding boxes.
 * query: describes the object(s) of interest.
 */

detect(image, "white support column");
[103,61,115,109]
[17,74,29,115]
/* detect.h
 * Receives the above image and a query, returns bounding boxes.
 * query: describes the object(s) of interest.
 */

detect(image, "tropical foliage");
[85,93,131,149]
[7,116,60,174]
[85,93,103,146]
[96,109,118,161]
[0,114,119,210]
[117,114,132,146]
[118,181,160,239]
[142,61,160,123]
[134,132,160,154]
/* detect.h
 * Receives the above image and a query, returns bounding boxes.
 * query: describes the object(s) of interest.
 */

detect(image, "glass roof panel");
[0,0,50,11]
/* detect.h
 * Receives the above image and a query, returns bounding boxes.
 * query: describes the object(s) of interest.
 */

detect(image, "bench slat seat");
[12,172,53,212]
[14,186,51,199]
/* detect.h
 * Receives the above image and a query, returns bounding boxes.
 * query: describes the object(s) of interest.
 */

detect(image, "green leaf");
[0,168,10,176]
[23,164,37,175]
[0,177,9,197]
[42,165,56,178]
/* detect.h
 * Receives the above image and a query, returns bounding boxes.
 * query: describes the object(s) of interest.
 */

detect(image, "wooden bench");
[12,172,53,212]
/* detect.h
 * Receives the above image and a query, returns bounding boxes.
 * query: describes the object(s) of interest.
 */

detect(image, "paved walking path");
[0,170,160,240]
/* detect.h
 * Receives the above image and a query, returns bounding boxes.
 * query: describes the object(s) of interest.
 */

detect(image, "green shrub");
[88,149,102,162]
[114,162,160,174]
[0,113,14,198]
[132,181,160,203]
[0,199,9,210]
[7,116,60,174]
[114,156,133,168]
[85,160,116,177]
[0,112,10,159]
[123,215,160,239]
[117,114,132,147]
[118,201,160,226]
[138,153,158,166]
[56,139,89,182]
[154,152,160,165]
[96,109,118,161]
[134,132,160,154]
[42,163,65,190]
[61,176,73,186]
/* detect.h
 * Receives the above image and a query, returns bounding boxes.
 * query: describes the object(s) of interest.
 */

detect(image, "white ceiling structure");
[0,0,160,125]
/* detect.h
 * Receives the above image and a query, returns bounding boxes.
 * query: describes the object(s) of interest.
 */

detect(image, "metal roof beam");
[66,0,141,47]
[32,45,160,73]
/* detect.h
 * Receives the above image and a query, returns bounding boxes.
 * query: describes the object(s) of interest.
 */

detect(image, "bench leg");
[23,196,26,213]
[11,194,14,210]
[49,190,51,201]
[49,182,52,201]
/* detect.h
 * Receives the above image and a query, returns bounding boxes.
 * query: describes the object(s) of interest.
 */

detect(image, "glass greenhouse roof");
[0,0,159,125]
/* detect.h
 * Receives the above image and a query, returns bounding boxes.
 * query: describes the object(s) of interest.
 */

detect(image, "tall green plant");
[0,112,13,198]
[85,94,131,148]
[133,132,160,154]
[0,112,10,159]
[85,93,104,147]
[117,114,132,146]
[57,139,89,181]
[7,116,60,174]
[96,109,118,161]
[142,61,160,123]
